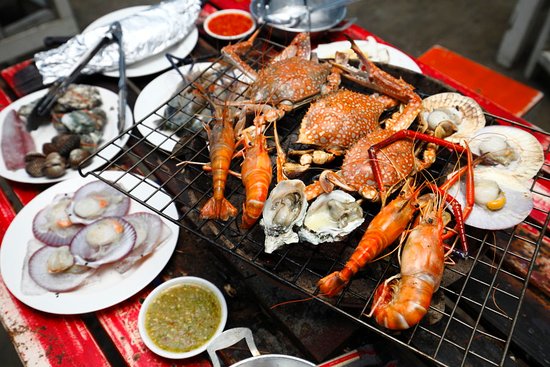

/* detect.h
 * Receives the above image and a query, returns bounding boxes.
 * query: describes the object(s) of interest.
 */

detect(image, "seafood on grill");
[368,189,448,330]
[419,92,486,142]
[221,30,341,127]
[283,38,423,177]
[260,180,308,253]
[448,168,533,230]
[467,125,544,182]
[298,190,364,245]
[240,125,273,229]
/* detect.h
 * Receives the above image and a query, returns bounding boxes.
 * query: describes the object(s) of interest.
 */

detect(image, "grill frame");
[79,36,550,367]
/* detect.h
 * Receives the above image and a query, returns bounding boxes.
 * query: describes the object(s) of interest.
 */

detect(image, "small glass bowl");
[138,276,227,359]
[203,9,256,41]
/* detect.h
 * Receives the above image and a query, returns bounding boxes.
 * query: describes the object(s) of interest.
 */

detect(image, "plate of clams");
[0,171,180,314]
[0,84,133,184]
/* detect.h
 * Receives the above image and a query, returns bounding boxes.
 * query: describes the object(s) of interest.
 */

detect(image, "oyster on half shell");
[260,180,308,254]
[419,92,485,143]
[299,190,364,245]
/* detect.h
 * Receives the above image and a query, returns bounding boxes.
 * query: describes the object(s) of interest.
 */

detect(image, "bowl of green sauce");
[138,276,228,359]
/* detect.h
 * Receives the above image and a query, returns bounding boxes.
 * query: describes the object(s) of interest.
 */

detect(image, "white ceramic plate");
[314,39,422,74]
[84,6,199,78]
[0,171,180,314]
[0,86,132,184]
[134,62,250,152]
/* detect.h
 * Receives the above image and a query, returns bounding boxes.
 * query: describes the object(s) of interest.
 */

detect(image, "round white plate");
[134,62,250,152]
[84,6,199,78]
[0,171,180,314]
[0,86,132,184]
[314,39,422,74]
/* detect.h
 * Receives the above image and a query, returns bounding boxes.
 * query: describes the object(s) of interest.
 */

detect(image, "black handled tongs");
[27,22,126,132]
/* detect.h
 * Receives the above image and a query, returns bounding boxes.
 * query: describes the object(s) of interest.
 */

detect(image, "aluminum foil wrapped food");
[34,0,201,84]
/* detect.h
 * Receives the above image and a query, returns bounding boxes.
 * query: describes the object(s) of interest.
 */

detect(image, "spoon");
[263,0,360,27]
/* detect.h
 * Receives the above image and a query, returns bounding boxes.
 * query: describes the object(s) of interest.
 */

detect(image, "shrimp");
[318,182,422,297]
[367,192,446,330]
[200,97,238,221]
[240,126,273,229]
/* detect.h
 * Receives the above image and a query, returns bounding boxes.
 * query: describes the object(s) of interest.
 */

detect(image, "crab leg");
[221,29,261,81]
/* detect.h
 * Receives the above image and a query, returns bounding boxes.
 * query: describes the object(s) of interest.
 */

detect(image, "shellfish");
[468,125,544,181]
[419,92,485,142]
[260,180,308,254]
[299,190,364,245]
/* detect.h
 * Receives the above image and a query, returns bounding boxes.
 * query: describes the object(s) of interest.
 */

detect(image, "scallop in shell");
[67,180,131,224]
[468,125,544,181]
[32,194,83,247]
[27,245,95,292]
[420,92,485,143]
[70,217,136,267]
[299,190,364,245]
[449,168,533,230]
[260,180,308,254]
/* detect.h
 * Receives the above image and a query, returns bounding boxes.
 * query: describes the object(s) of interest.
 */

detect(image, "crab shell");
[260,180,308,254]
[449,168,533,230]
[298,190,364,245]
[468,125,544,182]
[420,92,485,143]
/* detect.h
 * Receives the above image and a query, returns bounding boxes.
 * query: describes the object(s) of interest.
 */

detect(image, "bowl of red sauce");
[204,9,256,41]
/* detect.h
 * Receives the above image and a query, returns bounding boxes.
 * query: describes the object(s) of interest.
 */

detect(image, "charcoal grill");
[79,36,550,367]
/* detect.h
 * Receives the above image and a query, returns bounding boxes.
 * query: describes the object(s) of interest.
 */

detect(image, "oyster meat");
[299,190,364,245]
[260,180,308,254]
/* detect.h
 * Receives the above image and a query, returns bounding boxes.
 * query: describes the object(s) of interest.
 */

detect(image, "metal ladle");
[261,0,360,27]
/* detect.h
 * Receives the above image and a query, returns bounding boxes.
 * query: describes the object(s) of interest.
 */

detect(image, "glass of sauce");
[203,9,256,41]
[138,276,227,358]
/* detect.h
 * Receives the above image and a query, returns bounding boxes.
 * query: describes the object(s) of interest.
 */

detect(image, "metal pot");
[250,0,347,33]
[207,327,315,367]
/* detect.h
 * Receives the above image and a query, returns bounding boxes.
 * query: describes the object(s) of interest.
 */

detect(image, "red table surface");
[0,1,548,366]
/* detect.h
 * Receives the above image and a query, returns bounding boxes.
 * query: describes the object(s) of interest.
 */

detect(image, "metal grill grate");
[80,37,550,367]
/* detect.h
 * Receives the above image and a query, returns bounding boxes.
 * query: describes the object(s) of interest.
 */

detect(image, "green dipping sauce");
[144,283,222,353]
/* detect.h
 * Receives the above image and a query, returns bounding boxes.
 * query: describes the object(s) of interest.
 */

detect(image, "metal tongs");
[27,22,126,132]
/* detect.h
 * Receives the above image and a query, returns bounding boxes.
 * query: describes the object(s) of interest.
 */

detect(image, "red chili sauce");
[208,13,253,37]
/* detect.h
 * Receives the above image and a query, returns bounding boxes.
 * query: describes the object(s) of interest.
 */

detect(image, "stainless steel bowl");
[250,0,347,33]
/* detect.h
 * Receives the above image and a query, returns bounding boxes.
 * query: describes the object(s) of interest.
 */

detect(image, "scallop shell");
[449,168,533,230]
[468,125,544,182]
[260,180,308,254]
[70,217,136,268]
[67,180,131,224]
[420,92,485,143]
[32,194,82,247]
[299,190,364,245]
[28,245,95,292]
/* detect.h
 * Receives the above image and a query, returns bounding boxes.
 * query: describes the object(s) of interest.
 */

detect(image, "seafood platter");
[79,31,549,366]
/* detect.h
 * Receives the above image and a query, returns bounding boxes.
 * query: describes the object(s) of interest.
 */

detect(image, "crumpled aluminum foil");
[35,0,201,84]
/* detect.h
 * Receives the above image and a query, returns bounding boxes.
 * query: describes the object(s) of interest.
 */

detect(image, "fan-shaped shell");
[299,190,364,245]
[32,194,83,247]
[449,168,533,230]
[260,180,308,254]
[468,125,544,182]
[420,92,485,143]
[28,245,95,292]
[67,180,131,224]
[70,217,136,268]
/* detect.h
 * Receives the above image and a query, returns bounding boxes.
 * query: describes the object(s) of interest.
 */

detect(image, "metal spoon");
[263,0,360,27]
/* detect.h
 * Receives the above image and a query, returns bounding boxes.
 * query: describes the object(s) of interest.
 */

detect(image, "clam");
[24,152,46,177]
[42,152,67,178]
[260,180,308,254]
[32,194,83,247]
[468,125,544,182]
[68,148,92,169]
[419,92,485,143]
[449,168,533,230]
[299,190,364,245]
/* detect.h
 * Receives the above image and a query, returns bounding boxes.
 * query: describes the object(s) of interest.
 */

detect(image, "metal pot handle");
[207,327,260,367]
